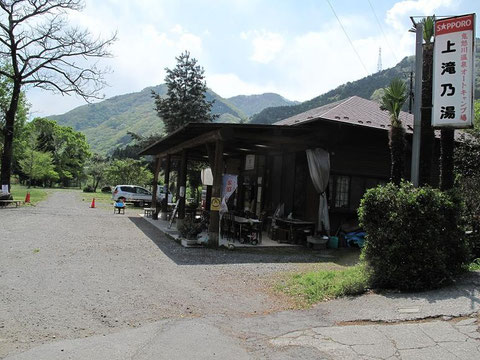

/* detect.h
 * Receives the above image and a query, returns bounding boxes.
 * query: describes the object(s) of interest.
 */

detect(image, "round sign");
[210,197,221,211]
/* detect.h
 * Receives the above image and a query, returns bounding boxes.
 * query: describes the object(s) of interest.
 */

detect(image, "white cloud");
[386,0,454,31]
[243,30,285,64]
[206,73,279,98]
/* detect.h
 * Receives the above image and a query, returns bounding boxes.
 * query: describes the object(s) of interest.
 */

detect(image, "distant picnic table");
[0,200,23,207]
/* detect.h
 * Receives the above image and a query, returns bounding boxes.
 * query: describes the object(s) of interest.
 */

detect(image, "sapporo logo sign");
[432,14,475,128]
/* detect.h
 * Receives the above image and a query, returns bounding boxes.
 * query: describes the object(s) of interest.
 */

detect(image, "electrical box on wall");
[245,154,255,170]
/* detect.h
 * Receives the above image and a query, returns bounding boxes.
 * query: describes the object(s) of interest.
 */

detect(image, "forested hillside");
[228,93,298,117]
[49,85,302,154]
[50,85,251,154]
[50,39,479,154]
[250,56,416,124]
[251,39,480,125]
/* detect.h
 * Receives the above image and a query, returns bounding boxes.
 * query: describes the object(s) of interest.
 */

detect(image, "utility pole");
[377,47,382,72]
[411,22,423,187]
[408,69,414,114]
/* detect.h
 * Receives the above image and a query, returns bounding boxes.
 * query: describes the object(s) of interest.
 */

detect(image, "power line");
[326,0,370,76]
[367,0,399,63]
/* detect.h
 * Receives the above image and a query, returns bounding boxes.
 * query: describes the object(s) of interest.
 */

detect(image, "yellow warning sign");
[210,197,221,211]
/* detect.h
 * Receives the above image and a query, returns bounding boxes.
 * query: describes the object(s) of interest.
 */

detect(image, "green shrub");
[358,182,468,291]
[83,185,95,193]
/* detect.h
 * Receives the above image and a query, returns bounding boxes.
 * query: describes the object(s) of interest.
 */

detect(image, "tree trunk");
[419,43,435,186]
[440,128,455,191]
[94,177,100,192]
[389,124,406,185]
[0,81,21,191]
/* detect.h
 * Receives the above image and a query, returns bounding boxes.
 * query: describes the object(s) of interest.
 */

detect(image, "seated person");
[114,200,125,213]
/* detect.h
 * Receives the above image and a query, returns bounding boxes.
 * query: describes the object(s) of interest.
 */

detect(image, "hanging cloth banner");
[306,148,331,234]
[220,174,238,213]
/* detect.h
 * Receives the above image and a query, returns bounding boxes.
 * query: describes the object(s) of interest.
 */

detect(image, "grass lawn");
[9,185,49,205]
[78,190,114,209]
[275,263,369,307]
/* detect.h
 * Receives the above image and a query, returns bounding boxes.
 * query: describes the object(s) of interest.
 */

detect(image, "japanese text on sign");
[432,14,475,128]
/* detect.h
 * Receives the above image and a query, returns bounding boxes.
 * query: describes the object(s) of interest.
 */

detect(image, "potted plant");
[177,218,203,241]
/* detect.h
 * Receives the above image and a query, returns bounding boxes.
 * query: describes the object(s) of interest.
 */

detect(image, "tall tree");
[380,78,408,185]
[153,51,217,135]
[0,65,28,175]
[105,159,153,186]
[28,117,91,186]
[86,153,106,192]
[0,0,115,190]
[19,150,57,187]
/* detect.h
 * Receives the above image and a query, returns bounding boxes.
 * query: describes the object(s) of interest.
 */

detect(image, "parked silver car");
[112,185,172,207]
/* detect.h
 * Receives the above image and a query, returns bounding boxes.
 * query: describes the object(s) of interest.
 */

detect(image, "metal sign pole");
[411,22,423,187]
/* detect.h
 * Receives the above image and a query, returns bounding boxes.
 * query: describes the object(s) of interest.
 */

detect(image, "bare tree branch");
[0,0,116,188]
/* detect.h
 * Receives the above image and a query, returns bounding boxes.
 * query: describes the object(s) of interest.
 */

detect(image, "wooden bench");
[0,200,23,208]
[143,207,155,217]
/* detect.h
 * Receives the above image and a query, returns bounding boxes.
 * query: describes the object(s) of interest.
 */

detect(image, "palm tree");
[380,78,408,185]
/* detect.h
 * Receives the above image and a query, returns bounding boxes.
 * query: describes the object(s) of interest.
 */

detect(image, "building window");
[334,176,350,208]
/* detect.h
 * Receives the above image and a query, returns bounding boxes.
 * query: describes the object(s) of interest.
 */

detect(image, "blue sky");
[26,0,479,117]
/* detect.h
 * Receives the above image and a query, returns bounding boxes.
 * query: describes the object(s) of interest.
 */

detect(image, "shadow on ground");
[129,216,360,266]
[378,271,480,311]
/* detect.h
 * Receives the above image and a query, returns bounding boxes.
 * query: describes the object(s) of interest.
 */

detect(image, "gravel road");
[0,190,338,358]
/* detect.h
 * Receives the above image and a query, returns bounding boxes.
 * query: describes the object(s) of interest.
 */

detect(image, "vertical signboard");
[432,14,475,128]
[220,174,238,213]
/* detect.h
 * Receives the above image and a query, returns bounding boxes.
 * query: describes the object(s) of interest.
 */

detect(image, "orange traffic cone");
[90,198,95,208]
[25,192,30,203]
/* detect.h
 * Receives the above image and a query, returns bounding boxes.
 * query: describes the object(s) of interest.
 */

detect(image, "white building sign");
[432,14,475,128]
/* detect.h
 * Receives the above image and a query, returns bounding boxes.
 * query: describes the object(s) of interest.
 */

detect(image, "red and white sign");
[432,14,475,128]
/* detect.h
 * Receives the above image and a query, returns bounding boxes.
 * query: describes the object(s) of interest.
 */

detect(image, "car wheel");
[139,200,145,208]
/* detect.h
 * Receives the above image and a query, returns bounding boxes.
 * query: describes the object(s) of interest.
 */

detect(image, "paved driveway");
[1,190,479,359]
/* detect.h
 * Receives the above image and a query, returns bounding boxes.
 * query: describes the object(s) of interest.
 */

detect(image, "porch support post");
[151,156,161,218]
[160,154,171,220]
[177,149,188,226]
[205,143,215,211]
[208,139,224,247]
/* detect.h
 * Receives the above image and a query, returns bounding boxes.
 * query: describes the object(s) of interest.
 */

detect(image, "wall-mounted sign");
[432,14,475,128]
[245,154,255,170]
[201,168,213,186]
[210,197,221,211]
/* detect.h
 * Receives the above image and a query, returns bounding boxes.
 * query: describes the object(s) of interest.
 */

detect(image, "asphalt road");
[1,190,479,359]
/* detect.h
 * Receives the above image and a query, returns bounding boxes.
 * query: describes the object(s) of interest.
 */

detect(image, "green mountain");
[250,57,417,124]
[227,93,298,117]
[251,39,480,125]
[51,39,479,154]
[49,85,250,154]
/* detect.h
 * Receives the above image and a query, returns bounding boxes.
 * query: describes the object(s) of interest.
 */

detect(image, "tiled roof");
[275,96,414,133]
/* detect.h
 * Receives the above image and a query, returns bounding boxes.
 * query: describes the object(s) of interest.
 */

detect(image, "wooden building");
[140,96,418,246]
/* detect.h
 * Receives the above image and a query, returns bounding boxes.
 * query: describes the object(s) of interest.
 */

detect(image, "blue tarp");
[345,231,366,248]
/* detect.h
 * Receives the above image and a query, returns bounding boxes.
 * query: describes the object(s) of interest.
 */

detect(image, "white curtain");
[306,148,330,234]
